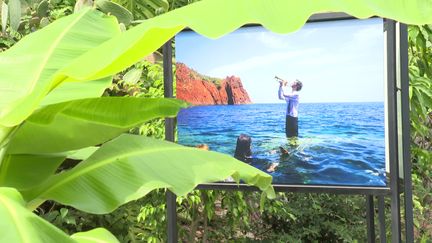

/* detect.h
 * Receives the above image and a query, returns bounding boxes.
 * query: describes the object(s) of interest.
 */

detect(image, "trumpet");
[275,76,288,85]
[274,76,284,81]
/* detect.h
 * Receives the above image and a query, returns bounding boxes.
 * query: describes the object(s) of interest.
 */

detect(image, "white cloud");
[301,28,318,37]
[353,25,383,43]
[208,48,322,77]
[256,32,291,49]
[295,49,353,66]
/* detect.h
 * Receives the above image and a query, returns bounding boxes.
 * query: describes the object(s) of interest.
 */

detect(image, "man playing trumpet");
[276,76,303,138]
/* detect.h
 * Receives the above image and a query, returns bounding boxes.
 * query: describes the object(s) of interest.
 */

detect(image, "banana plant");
[0,7,274,243]
[1,0,432,242]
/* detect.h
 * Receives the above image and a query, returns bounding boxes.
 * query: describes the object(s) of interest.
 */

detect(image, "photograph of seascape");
[175,18,386,186]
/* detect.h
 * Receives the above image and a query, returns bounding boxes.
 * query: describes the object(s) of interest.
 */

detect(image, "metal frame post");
[377,196,387,243]
[398,22,414,243]
[386,19,402,242]
[366,195,376,243]
[163,39,178,243]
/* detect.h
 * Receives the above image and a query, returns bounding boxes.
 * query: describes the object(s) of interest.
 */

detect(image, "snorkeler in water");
[234,134,292,173]
[234,134,253,162]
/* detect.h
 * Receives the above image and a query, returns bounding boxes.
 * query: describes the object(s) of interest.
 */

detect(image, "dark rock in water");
[176,62,252,105]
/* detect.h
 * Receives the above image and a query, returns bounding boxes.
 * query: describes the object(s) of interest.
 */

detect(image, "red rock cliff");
[176,63,252,105]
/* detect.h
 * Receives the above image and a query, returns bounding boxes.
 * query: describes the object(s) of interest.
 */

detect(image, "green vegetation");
[0,0,74,50]
[202,75,223,88]
[408,24,432,240]
[0,5,273,243]
[0,0,431,242]
[184,64,223,88]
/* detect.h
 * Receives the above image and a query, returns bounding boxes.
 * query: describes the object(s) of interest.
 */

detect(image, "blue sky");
[175,18,384,104]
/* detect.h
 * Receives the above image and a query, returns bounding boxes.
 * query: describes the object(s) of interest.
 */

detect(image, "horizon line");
[246,101,385,104]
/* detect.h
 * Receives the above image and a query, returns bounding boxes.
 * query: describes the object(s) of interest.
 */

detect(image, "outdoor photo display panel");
[175,18,387,187]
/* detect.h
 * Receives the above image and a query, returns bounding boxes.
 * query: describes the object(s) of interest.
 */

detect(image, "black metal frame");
[163,12,414,242]
[366,195,376,242]
[386,19,403,242]
[163,40,178,243]
[398,21,414,243]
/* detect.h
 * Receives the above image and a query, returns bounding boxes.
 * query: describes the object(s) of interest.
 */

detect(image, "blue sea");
[177,103,386,186]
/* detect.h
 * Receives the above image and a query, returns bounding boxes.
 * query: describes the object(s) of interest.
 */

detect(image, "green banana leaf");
[8,97,188,154]
[0,125,12,146]
[25,134,274,214]
[0,187,75,243]
[61,0,432,82]
[0,154,66,190]
[66,147,100,161]
[40,77,113,107]
[0,8,120,127]
[71,228,119,243]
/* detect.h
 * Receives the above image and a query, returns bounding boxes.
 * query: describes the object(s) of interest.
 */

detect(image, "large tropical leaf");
[60,0,432,83]
[0,8,120,127]
[8,97,188,154]
[71,228,119,243]
[0,187,75,243]
[0,154,66,190]
[25,134,274,214]
[40,77,113,107]
[66,147,100,161]
[0,125,12,146]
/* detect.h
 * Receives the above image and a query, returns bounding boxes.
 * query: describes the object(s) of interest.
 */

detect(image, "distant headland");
[176,62,252,105]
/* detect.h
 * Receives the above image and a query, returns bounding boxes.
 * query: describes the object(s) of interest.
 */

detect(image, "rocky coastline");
[176,62,252,105]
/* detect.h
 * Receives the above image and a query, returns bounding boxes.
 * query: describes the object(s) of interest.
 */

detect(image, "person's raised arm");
[278,83,286,100]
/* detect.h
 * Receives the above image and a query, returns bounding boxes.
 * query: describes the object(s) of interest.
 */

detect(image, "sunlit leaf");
[40,77,113,106]
[8,97,188,154]
[122,68,142,84]
[66,147,99,161]
[0,154,66,190]
[25,134,274,214]
[0,188,74,243]
[0,9,120,127]
[71,228,119,243]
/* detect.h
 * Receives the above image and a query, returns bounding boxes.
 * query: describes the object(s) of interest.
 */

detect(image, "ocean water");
[177,103,386,186]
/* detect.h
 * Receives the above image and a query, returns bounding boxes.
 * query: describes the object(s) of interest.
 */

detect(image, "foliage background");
[1,0,431,242]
